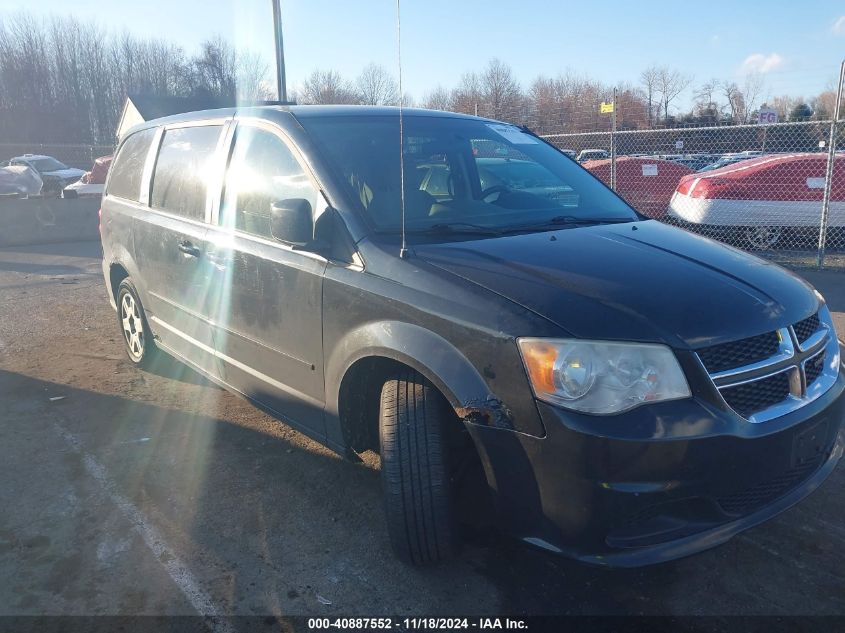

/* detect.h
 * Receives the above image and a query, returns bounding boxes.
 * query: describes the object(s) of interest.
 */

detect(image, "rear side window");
[107,128,155,201]
[151,125,222,220]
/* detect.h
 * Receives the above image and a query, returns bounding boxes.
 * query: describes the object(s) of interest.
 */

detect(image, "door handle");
[177,240,201,258]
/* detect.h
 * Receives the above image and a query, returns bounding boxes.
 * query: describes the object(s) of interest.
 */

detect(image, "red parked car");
[62,155,112,198]
[668,153,844,249]
[584,156,694,219]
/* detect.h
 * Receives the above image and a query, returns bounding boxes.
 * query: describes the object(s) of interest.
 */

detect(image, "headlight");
[518,338,691,415]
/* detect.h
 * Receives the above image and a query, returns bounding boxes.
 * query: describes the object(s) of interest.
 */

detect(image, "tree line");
[0,13,269,144]
[0,12,840,146]
[296,60,839,135]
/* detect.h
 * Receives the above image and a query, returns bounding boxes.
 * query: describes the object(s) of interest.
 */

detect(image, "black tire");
[379,369,460,565]
[116,278,156,367]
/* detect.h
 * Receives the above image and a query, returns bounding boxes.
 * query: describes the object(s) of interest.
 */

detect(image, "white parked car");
[577,148,609,163]
[0,164,43,198]
[668,153,844,249]
[6,154,86,196]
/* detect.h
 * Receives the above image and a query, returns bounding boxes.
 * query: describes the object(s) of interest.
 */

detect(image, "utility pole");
[271,0,288,102]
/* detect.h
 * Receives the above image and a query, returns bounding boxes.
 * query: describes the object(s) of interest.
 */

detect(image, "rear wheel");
[743,226,782,250]
[379,369,459,565]
[117,278,156,366]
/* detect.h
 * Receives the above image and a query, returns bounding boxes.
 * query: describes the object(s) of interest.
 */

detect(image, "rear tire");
[116,278,156,367]
[743,225,782,250]
[379,369,459,565]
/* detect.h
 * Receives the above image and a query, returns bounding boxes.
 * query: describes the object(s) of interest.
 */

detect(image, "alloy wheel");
[120,292,144,361]
[744,226,782,250]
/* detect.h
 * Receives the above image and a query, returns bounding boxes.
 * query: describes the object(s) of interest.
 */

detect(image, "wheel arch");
[325,321,503,452]
[104,244,144,310]
[109,262,130,304]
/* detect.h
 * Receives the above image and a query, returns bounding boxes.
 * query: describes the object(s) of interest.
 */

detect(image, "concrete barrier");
[0,197,101,247]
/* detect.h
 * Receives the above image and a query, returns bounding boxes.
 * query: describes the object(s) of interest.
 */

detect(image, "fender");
[102,201,155,316]
[324,320,515,449]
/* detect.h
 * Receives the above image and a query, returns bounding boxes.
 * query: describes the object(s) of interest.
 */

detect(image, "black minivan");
[100,105,844,567]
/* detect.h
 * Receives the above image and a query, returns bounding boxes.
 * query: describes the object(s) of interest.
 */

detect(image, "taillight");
[693,178,734,199]
[675,177,697,196]
[677,176,728,198]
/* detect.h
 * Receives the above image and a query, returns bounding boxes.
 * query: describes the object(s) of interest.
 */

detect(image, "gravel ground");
[1,240,844,622]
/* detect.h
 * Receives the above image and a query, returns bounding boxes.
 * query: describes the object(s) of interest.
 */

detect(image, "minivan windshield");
[300,114,637,234]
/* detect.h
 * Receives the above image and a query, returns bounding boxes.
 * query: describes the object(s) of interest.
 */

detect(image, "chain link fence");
[2,76,844,270]
[540,68,845,270]
[0,143,114,171]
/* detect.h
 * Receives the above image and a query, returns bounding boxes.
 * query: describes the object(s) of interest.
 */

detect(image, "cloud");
[833,16,845,35]
[740,52,784,74]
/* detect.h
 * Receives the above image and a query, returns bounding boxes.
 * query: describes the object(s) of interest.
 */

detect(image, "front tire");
[116,278,156,366]
[379,370,459,565]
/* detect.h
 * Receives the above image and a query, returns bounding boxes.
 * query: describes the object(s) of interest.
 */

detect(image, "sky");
[3,0,844,109]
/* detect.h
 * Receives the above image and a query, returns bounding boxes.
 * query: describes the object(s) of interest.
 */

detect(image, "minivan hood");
[413,220,818,349]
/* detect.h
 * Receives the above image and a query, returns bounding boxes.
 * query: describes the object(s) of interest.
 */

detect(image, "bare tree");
[400,92,415,108]
[741,72,765,123]
[811,90,837,120]
[423,85,450,111]
[297,69,359,105]
[639,65,660,127]
[450,71,482,115]
[719,80,746,123]
[480,58,522,121]
[526,75,557,133]
[694,79,718,111]
[190,36,238,97]
[656,66,693,123]
[234,51,271,101]
[615,83,648,130]
[356,63,398,105]
[769,94,803,121]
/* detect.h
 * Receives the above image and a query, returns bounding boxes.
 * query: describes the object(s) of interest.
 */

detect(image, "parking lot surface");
[1,240,844,619]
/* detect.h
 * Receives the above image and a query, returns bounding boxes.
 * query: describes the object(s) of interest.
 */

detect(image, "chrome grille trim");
[696,305,840,423]
[710,328,794,386]
[798,328,827,353]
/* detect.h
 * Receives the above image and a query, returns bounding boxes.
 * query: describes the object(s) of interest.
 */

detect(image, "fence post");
[610,87,617,191]
[817,60,845,268]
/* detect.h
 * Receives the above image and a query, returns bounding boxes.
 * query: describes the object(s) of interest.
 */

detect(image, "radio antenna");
[396,0,409,259]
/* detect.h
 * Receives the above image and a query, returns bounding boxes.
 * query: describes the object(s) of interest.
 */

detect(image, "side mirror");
[270,198,313,245]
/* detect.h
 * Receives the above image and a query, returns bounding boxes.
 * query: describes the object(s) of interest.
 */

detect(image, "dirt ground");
[1,240,844,622]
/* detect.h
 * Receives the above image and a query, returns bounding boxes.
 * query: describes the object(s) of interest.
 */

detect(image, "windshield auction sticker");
[486,123,538,144]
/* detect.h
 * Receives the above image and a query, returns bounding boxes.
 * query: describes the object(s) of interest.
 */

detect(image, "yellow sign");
[600,102,614,114]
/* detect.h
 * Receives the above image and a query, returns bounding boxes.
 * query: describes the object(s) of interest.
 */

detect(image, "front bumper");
[466,360,845,567]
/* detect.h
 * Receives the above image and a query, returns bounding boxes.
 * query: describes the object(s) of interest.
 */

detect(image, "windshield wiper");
[412,222,503,236]
[505,215,634,233]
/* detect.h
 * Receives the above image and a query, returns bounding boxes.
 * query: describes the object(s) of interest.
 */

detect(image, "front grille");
[697,331,780,374]
[793,313,821,345]
[805,351,826,386]
[697,310,835,422]
[720,371,791,418]
[717,460,821,515]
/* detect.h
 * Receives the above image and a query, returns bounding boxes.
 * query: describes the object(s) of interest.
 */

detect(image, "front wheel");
[379,370,460,565]
[116,278,156,366]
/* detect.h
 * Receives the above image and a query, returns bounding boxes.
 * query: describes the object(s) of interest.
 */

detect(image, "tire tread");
[380,369,457,565]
